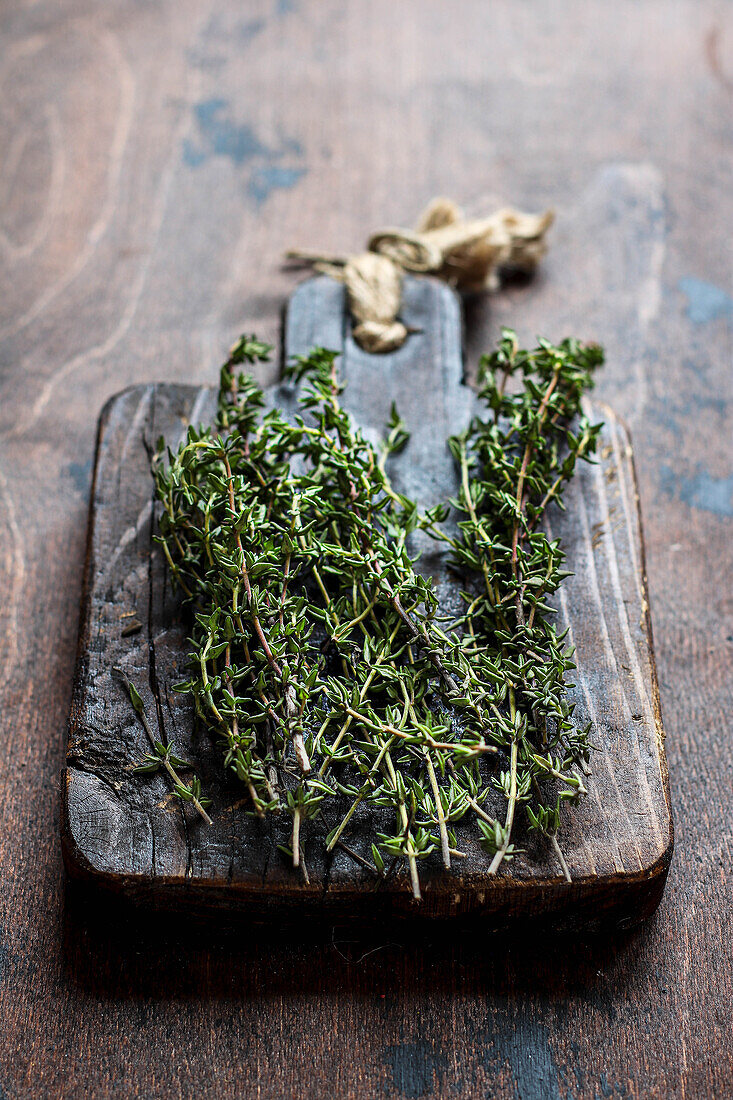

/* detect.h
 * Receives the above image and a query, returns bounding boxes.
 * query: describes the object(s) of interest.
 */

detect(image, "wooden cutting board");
[62,276,673,929]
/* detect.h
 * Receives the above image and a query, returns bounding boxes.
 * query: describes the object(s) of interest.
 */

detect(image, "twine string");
[287,197,554,353]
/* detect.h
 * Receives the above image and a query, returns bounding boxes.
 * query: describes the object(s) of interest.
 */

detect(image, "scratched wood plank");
[62,277,672,926]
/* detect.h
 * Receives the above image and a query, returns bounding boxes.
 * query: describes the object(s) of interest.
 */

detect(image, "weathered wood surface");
[1,1,731,1097]
[63,276,672,926]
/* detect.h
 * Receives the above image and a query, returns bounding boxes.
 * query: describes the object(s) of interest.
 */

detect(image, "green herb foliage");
[113,667,213,825]
[151,329,603,897]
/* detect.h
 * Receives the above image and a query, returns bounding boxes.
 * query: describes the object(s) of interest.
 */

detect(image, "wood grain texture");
[0,1,731,1097]
[63,276,672,927]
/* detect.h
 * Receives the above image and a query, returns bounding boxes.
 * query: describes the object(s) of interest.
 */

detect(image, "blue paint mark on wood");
[182,140,207,168]
[64,459,92,495]
[383,1012,563,1098]
[183,99,306,204]
[567,1041,586,1094]
[248,165,306,205]
[189,99,269,165]
[660,463,733,517]
[384,1040,448,1098]
[679,277,733,324]
[596,1070,629,1097]
[238,18,266,40]
[487,1019,562,1100]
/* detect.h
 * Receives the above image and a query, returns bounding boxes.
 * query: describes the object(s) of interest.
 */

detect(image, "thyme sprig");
[148,329,602,897]
[114,667,213,825]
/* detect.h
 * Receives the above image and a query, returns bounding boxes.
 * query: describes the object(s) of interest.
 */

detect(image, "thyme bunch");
[150,329,602,897]
[429,330,603,873]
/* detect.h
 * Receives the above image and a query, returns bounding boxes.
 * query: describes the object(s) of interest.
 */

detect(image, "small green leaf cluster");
[151,329,602,896]
[133,742,194,776]
[114,667,213,824]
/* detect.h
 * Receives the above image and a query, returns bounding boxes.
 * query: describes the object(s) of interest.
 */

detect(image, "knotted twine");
[287,197,554,353]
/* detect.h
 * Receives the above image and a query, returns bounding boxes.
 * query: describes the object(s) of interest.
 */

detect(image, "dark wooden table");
[0,2,730,1097]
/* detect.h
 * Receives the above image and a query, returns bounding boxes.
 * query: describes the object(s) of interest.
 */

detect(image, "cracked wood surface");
[0,1,731,1097]
[63,276,672,925]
